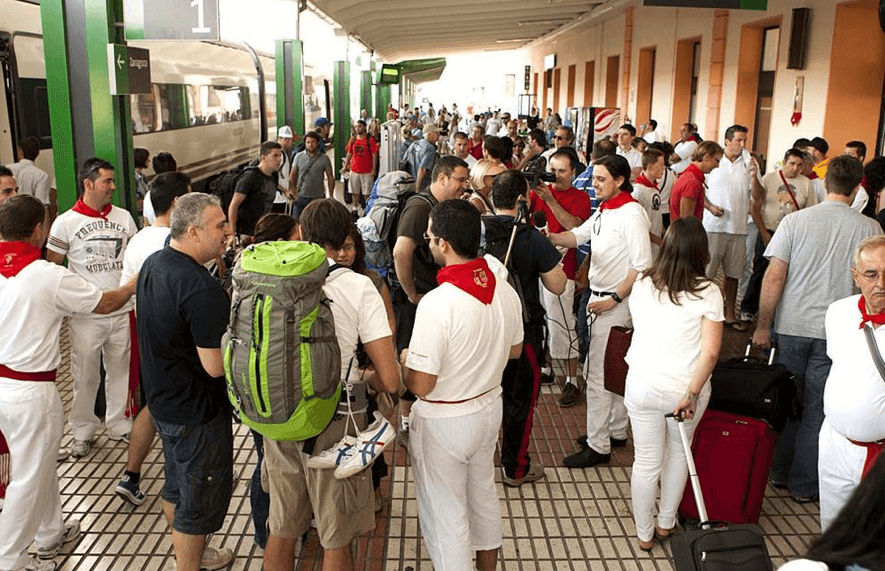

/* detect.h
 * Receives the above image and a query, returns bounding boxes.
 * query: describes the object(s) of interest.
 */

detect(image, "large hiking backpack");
[223,241,342,441]
[356,170,421,276]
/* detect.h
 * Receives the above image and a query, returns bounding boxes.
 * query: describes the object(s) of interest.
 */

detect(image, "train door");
[0,33,17,166]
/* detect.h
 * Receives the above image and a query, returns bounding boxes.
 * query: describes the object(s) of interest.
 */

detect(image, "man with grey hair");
[752,155,882,506]
[136,192,234,571]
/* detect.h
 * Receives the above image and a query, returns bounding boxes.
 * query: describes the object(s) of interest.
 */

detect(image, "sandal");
[656,525,679,538]
[638,537,655,552]
[726,320,748,332]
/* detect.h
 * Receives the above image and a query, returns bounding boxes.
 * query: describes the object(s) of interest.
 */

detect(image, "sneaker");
[740,311,755,323]
[306,435,358,469]
[109,432,130,444]
[790,492,819,504]
[397,424,410,450]
[115,474,146,506]
[768,476,789,490]
[199,545,234,570]
[37,520,80,559]
[57,448,69,463]
[70,439,91,459]
[502,462,546,487]
[539,371,555,385]
[335,412,394,479]
[16,557,58,571]
[558,383,581,408]
[563,447,610,468]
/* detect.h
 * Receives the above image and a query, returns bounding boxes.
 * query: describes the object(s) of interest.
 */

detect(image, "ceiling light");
[517,18,572,26]
[496,38,533,43]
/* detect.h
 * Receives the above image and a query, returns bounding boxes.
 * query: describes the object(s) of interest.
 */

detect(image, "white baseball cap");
[278,125,294,138]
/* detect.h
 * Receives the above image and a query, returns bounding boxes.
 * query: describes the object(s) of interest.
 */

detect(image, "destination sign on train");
[643,0,767,9]
[123,0,220,41]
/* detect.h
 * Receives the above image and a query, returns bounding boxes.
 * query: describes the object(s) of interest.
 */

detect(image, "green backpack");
[223,241,342,441]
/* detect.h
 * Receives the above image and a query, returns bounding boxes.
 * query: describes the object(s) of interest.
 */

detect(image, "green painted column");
[275,39,305,138]
[85,0,136,214]
[332,60,350,179]
[360,70,372,119]
[40,0,78,211]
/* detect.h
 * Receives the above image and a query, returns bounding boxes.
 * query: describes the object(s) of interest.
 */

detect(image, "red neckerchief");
[599,191,638,211]
[437,257,496,305]
[808,171,819,181]
[635,173,658,190]
[72,198,112,220]
[685,134,701,143]
[0,241,42,278]
[858,295,885,329]
[862,176,868,188]
[683,163,706,186]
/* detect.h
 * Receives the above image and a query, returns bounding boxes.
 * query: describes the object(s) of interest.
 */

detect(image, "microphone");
[532,210,548,236]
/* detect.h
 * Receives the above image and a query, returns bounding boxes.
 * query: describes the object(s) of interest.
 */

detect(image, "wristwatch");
[611,292,623,303]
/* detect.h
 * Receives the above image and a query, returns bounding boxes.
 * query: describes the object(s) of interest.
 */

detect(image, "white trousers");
[818,417,867,532]
[540,279,577,360]
[69,313,133,441]
[584,294,630,454]
[624,383,709,542]
[0,379,64,570]
[410,398,503,571]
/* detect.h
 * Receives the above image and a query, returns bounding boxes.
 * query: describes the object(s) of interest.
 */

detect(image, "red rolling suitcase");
[669,413,774,571]
[677,409,776,524]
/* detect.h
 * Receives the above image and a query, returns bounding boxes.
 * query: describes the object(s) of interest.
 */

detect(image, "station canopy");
[308,0,602,61]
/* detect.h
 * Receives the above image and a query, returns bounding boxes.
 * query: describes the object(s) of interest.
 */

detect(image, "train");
[1,0,333,200]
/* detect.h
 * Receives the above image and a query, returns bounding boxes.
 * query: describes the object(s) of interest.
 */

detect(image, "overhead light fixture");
[496,38,533,43]
[517,18,572,26]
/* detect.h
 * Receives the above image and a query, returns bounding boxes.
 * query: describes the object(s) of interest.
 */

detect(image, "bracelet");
[686,390,699,402]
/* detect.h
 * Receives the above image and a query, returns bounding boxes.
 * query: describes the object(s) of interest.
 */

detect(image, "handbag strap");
[862,324,885,383]
[777,170,802,211]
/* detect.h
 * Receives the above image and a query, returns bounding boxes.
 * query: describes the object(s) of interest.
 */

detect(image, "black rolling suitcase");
[708,342,797,432]
[668,413,774,571]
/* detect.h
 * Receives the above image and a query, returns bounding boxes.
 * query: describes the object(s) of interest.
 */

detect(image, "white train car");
[1,0,331,195]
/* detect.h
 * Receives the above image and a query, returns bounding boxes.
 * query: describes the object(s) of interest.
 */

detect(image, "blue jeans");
[770,334,831,498]
[250,430,269,548]
[292,194,321,219]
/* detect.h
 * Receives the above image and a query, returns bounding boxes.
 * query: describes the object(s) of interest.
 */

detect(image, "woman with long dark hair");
[624,216,724,552]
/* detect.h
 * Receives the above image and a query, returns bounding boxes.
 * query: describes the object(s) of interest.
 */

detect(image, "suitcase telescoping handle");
[665,412,711,527]
[744,340,776,366]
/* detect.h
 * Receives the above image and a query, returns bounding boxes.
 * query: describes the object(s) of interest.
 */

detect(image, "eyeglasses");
[554,136,565,141]
[423,232,439,244]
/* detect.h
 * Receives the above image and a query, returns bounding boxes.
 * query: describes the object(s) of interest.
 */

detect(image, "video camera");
[523,163,556,190]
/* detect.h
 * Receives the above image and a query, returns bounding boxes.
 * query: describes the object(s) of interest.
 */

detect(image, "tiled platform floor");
[26,322,817,570]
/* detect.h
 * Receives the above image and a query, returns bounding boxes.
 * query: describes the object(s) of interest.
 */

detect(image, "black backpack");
[207,165,255,217]
[480,215,530,323]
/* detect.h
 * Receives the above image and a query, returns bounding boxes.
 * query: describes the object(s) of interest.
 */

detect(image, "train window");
[156,84,189,131]
[131,89,159,134]
[188,85,250,125]
[17,78,52,149]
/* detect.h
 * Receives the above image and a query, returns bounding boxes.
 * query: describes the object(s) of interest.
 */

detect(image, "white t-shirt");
[121,225,171,283]
[658,168,676,204]
[672,140,698,174]
[824,295,885,443]
[703,151,752,235]
[0,260,102,371]
[324,262,391,382]
[616,147,642,170]
[632,182,664,240]
[626,276,724,397]
[47,205,137,315]
[642,130,659,144]
[407,255,523,418]
[143,192,156,225]
[571,201,653,293]
[7,159,51,205]
[777,560,829,571]
[851,185,869,213]
[759,171,817,230]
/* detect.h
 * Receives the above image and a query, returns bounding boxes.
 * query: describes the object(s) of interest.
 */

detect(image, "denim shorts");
[154,410,234,536]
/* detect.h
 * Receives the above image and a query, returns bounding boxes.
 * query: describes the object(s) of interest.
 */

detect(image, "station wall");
[526,0,883,166]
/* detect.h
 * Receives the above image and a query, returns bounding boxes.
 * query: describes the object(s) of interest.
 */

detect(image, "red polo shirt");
[529,185,592,279]
[669,163,706,221]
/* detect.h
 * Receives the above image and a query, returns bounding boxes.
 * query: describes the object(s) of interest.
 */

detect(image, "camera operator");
[489,171,567,487]
[528,150,592,408]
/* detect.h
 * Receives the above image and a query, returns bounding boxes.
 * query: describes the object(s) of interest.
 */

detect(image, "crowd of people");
[1,100,885,571]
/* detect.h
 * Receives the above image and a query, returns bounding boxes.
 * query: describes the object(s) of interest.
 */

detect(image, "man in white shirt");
[0,194,136,571]
[703,125,755,329]
[632,148,666,249]
[616,124,642,175]
[451,131,477,168]
[114,171,191,507]
[819,235,885,530]
[47,158,138,458]
[274,126,295,213]
[641,120,659,144]
[672,123,701,174]
[7,137,55,220]
[406,199,523,571]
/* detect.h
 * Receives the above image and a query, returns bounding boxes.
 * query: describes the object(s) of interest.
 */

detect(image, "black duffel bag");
[708,341,799,432]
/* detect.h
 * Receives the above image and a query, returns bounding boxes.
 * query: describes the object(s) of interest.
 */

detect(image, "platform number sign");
[124,0,220,41]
